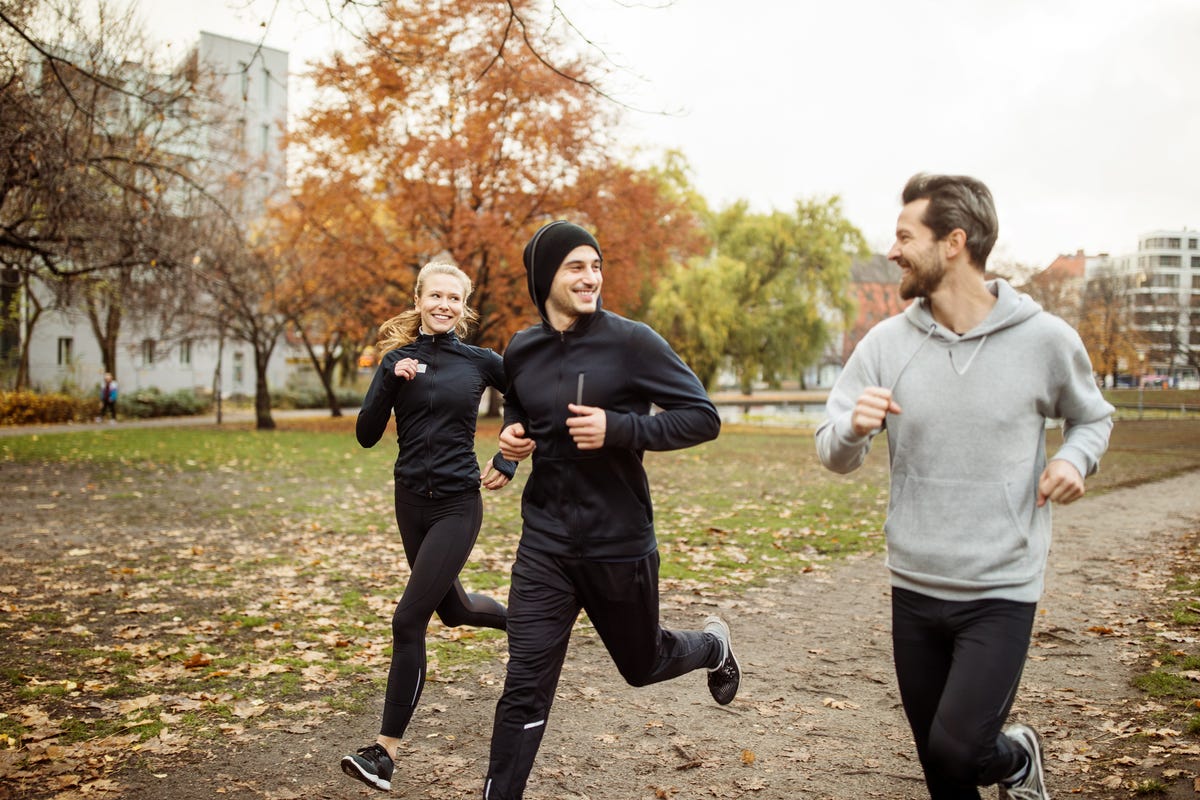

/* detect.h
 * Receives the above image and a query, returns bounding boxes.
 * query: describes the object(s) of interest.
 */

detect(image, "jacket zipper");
[557,331,585,556]
[424,336,438,498]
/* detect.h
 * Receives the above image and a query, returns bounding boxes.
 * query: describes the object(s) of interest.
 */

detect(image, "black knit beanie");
[522,220,602,315]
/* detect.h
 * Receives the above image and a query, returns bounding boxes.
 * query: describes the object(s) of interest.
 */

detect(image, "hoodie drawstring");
[949,335,989,376]
[888,324,938,394]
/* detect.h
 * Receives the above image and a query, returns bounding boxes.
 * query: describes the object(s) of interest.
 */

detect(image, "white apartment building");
[17,33,299,399]
[1132,230,1200,378]
[1086,229,1200,383]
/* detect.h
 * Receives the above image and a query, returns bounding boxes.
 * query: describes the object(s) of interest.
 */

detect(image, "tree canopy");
[652,198,866,391]
[280,0,707,356]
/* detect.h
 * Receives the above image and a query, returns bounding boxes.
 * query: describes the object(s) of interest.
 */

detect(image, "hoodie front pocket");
[887,473,1036,588]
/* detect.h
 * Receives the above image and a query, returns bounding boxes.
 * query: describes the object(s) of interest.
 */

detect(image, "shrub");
[0,391,97,425]
[273,386,362,411]
[119,388,212,419]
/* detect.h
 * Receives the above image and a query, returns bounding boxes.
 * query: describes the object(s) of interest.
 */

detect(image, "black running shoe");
[341,742,394,791]
[704,615,740,705]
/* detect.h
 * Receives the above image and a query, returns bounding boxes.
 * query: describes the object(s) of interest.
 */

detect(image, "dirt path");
[95,470,1200,800]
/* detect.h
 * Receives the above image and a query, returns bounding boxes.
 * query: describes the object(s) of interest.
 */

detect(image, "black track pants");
[891,586,1036,799]
[380,486,507,738]
[482,546,721,800]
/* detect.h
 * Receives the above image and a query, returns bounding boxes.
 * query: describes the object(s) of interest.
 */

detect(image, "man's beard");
[898,250,945,300]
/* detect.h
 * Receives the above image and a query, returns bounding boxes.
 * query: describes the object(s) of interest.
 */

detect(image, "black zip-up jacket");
[357,331,516,498]
[503,309,720,558]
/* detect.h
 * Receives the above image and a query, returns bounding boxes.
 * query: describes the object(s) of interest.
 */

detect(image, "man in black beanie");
[482,220,740,799]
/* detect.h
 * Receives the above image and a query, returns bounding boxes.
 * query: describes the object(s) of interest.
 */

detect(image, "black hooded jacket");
[503,222,721,559]
[358,331,516,498]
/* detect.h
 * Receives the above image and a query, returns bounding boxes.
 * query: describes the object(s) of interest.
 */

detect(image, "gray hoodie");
[816,279,1114,603]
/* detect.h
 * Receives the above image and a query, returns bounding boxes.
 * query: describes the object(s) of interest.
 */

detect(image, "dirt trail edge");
[115,471,1200,800]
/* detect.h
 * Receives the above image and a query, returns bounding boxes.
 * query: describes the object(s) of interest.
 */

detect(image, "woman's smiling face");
[418,273,467,334]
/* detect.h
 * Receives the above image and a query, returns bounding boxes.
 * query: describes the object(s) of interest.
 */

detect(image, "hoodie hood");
[522,220,603,324]
[903,278,1041,340]
[892,278,1042,385]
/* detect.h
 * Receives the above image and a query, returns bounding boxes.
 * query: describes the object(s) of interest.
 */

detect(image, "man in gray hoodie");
[816,174,1113,800]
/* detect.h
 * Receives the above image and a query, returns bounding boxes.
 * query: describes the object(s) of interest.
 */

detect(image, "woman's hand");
[393,358,420,381]
[480,462,511,491]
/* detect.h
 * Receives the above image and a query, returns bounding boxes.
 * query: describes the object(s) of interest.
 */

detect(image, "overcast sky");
[138,0,1200,268]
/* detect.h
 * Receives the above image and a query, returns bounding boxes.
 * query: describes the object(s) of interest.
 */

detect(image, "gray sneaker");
[703,615,740,705]
[998,723,1049,800]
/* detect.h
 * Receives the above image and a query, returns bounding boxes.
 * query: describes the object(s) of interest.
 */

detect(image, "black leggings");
[891,586,1037,799]
[380,485,507,738]
[483,546,721,799]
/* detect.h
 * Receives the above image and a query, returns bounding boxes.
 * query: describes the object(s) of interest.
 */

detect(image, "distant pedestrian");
[482,220,739,800]
[340,262,517,793]
[816,173,1114,800]
[98,373,118,422]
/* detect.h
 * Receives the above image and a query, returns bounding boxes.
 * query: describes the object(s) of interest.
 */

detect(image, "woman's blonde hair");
[376,262,479,353]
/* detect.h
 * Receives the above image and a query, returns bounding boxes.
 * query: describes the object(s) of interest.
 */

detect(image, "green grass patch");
[1132,670,1197,699]
[1132,778,1170,794]
[1172,605,1200,626]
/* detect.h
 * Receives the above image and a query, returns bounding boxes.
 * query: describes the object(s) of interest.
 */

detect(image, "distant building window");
[1154,255,1182,268]
[1193,274,1200,289]
[1189,238,1198,249]
[1151,273,1180,289]
[239,61,249,101]
[141,338,156,365]
[233,351,244,385]
[57,337,73,366]
[1193,256,1200,269]
[180,339,192,365]
[261,123,270,155]
[1145,236,1183,249]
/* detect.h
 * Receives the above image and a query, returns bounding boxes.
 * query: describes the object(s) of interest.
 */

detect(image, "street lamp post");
[1136,349,1147,419]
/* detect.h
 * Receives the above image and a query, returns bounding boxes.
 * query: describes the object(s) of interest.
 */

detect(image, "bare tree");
[1077,266,1147,385]
[0,0,225,388]
[188,182,298,430]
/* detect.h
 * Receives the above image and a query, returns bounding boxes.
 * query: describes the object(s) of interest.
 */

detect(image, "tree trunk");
[296,324,342,417]
[254,345,275,430]
[484,385,502,417]
[213,324,225,424]
[13,273,44,391]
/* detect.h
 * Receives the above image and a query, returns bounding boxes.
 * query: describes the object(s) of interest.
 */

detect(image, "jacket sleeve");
[1050,328,1114,478]
[815,335,877,474]
[481,348,519,478]
[501,335,528,430]
[490,452,518,479]
[356,352,399,448]
[603,324,720,452]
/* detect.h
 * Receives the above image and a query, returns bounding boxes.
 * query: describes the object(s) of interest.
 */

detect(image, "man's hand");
[566,403,606,450]
[1037,459,1085,507]
[499,423,535,461]
[851,386,902,437]
[480,461,511,491]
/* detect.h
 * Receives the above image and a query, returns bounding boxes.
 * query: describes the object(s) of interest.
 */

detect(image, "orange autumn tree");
[280,0,708,376]
[270,191,389,416]
[573,151,710,316]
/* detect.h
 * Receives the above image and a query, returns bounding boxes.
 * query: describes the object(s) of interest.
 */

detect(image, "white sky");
[136,0,1200,268]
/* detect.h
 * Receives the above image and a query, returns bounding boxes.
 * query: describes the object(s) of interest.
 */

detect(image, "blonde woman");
[342,262,515,792]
